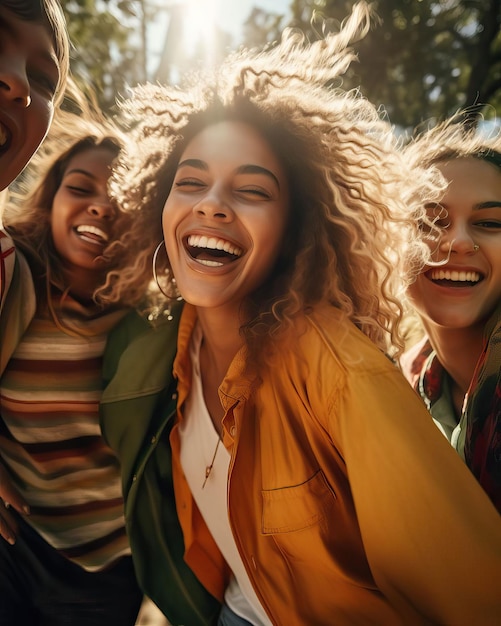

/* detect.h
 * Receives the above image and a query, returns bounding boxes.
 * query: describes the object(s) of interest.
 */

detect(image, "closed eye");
[175,179,206,189]
[29,70,57,98]
[237,187,271,199]
[66,185,92,195]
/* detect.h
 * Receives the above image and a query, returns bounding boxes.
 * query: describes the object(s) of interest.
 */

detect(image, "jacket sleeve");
[335,359,501,624]
[100,307,181,491]
[99,305,221,625]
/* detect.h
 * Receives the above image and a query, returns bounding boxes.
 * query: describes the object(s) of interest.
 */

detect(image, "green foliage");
[60,0,145,112]
[59,0,500,128]
[261,0,501,128]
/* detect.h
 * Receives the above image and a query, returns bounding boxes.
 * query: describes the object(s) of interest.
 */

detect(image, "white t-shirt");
[178,324,272,626]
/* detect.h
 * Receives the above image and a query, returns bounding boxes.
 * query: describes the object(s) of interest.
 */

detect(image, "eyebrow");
[425,200,501,211]
[474,201,501,210]
[64,169,98,180]
[177,159,281,189]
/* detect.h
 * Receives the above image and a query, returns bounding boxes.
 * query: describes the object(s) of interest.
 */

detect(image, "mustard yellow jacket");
[170,304,501,626]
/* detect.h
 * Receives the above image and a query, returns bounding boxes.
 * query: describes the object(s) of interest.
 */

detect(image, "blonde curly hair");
[404,113,501,171]
[400,111,501,348]
[110,1,444,353]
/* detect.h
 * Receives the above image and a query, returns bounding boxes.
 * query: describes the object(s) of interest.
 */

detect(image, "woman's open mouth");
[75,225,109,246]
[0,121,11,154]
[185,234,243,267]
[427,268,482,288]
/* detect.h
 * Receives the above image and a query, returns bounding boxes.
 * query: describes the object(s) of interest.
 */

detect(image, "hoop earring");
[152,240,173,299]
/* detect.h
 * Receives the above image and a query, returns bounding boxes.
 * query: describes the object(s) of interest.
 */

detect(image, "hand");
[0,460,29,545]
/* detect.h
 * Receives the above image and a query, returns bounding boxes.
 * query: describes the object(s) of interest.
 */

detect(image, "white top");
[178,324,272,626]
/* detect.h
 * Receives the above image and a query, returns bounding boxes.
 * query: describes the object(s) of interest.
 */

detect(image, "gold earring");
[473,244,480,252]
[152,240,177,299]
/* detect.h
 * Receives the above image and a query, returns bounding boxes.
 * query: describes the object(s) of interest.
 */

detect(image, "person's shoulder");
[102,303,182,388]
[293,305,396,375]
[484,301,501,339]
[400,335,433,386]
[107,302,182,346]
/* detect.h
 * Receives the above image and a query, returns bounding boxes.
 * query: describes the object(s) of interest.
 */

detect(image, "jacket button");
[132,474,137,482]
[230,426,236,436]
[172,392,177,400]
[151,435,157,444]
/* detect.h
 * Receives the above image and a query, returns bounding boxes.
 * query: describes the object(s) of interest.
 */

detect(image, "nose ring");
[473,244,480,252]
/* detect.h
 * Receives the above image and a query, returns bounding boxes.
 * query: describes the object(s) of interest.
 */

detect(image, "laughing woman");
[101,3,501,625]
[0,101,153,625]
[0,0,69,192]
[401,118,501,513]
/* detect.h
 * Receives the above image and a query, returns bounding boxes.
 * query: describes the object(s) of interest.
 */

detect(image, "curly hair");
[399,111,501,347]
[404,113,501,171]
[2,89,153,314]
[110,1,444,354]
[403,113,501,265]
[2,0,70,105]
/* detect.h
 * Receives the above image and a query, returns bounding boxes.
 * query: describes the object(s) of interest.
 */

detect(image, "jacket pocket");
[261,469,336,534]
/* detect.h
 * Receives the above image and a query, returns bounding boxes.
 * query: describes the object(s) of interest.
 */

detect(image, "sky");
[148,0,291,76]
[209,0,290,39]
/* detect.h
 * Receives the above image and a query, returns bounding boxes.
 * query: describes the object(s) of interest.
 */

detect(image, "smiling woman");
[100,3,501,625]
[0,94,158,625]
[401,116,501,513]
[0,0,69,191]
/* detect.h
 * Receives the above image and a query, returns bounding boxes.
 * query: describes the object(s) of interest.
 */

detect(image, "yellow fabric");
[171,304,501,626]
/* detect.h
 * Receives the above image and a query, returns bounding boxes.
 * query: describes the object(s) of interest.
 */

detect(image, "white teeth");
[197,259,224,267]
[430,269,480,282]
[76,225,109,242]
[187,234,242,257]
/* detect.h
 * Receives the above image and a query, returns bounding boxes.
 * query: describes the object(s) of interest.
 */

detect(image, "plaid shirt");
[400,336,459,441]
[401,309,501,515]
[463,304,501,514]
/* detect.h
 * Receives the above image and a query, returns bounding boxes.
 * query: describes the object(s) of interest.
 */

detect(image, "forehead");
[63,146,116,177]
[434,157,501,208]
[438,156,501,182]
[181,121,285,171]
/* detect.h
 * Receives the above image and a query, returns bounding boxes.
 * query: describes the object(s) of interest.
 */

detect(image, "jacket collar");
[173,304,260,416]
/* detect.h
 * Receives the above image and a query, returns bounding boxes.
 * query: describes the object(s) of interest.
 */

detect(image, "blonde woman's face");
[0,7,61,190]
[162,120,290,315]
[409,157,501,331]
[51,146,118,290]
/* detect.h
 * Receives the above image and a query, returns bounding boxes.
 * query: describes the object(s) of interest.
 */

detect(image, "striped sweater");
[0,239,130,570]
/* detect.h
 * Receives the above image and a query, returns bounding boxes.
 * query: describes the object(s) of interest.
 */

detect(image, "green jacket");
[99,307,220,626]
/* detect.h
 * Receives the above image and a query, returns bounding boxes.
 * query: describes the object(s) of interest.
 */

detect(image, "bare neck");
[197,307,245,434]
[425,322,484,412]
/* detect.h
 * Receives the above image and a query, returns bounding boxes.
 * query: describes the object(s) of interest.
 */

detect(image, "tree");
[60,0,147,112]
[59,0,501,128]
[242,0,501,129]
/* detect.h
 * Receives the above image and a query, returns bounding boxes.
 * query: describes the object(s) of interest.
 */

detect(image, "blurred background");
[60,0,500,133]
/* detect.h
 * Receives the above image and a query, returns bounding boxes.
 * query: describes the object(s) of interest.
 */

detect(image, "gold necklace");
[202,436,222,489]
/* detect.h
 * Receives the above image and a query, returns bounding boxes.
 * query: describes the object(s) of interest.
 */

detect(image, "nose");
[438,224,476,256]
[0,58,32,108]
[87,202,116,220]
[193,192,233,221]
